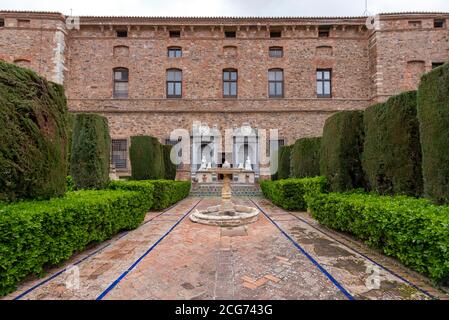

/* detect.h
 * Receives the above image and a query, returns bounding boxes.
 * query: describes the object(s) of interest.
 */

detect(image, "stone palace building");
[0,10,448,180]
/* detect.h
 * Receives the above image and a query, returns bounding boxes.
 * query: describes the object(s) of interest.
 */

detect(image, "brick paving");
[3,197,441,300]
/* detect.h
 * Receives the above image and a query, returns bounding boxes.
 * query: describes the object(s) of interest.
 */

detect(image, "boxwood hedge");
[307,192,449,284]
[290,137,321,179]
[417,62,449,204]
[320,111,366,192]
[0,189,150,296]
[362,91,423,197]
[163,144,177,180]
[276,145,292,180]
[109,179,191,210]
[0,61,69,201]
[260,177,327,211]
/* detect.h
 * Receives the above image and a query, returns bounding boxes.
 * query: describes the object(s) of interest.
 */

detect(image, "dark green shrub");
[0,61,69,201]
[66,113,76,173]
[151,180,191,210]
[307,192,449,284]
[163,145,177,180]
[276,145,292,180]
[130,136,165,180]
[291,137,321,178]
[70,114,111,190]
[320,111,365,192]
[417,63,449,204]
[362,91,422,197]
[0,189,149,295]
[260,177,327,211]
[109,179,190,211]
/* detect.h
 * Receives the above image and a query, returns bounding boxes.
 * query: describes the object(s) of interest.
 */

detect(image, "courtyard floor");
[4,197,446,300]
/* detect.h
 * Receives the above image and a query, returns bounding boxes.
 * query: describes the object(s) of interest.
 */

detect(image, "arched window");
[168,46,182,58]
[113,67,129,98]
[268,68,283,98]
[223,69,237,98]
[166,68,182,98]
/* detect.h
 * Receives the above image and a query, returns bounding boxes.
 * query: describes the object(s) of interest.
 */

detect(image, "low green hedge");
[109,179,191,211]
[261,177,327,211]
[0,189,150,296]
[307,192,449,284]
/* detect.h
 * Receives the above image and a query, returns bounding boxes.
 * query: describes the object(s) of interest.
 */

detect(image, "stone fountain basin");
[189,205,259,227]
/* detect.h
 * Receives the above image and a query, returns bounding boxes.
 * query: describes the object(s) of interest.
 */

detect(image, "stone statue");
[237,163,244,169]
[199,156,207,170]
[223,160,231,168]
[245,156,252,171]
[207,162,212,169]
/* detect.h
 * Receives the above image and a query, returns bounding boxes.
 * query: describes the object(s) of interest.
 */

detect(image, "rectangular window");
[269,47,283,58]
[223,69,238,98]
[169,30,181,38]
[167,69,182,98]
[270,31,282,38]
[168,47,182,58]
[113,68,129,98]
[432,62,445,69]
[268,69,284,98]
[317,69,332,98]
[112,139,128,170]
[0,18,4,28]
[116,30,128,37]
[225,31,236,38]
[318,26,331,37]
[434,19,445,28]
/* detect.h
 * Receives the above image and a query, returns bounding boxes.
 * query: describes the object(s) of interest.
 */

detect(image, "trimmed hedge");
[276,145,292,180]
[260,177,327,211]
[307,192,449,284]
[320,111,365,192]
[163,144,177,180]
[70,114,111,190]
[0,189,150,295]
[291,137,321,179]
[109,179,191,210]
[362,91,423,197]
[417,63,449,204]
[0,61,69,201]
[130,136,165,180]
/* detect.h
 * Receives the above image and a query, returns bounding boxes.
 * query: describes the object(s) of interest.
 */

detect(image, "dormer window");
[434,19,445,28]
[169,30,181,38]
[225,31,236,38]
[116,30,128,38]
[318,26,331,38]
[270,31,282,38]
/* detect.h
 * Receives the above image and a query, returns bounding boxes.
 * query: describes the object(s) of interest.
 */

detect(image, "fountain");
[189,161,260,227]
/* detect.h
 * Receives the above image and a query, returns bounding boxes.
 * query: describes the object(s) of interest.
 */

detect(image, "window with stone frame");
[317,69,332,98]
[270,30,282,38]
[113,67,129,98]
[166,68,182,98]
[116,30,128,37]
[224,30,236,38]
[269,46,283,58]
[168,46,182,58]
[169,30,181,38]
[111,139,128,170]
[434,19,445,28]
[223,69,238,98]
[318,26,331,37]
[268,68,284,98]
[0,18,4,28]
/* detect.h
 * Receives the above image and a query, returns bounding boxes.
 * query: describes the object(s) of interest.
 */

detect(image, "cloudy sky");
[1,0,448,17]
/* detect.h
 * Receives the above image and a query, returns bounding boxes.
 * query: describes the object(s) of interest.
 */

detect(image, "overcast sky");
[1,0,449,17]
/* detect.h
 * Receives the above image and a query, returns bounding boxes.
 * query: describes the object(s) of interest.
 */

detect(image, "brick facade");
[1,11,448,179]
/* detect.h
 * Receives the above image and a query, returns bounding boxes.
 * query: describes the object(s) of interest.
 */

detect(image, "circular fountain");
[190,164,260,227]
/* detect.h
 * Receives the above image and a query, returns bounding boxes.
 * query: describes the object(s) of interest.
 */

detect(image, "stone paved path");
[3,197,438,300]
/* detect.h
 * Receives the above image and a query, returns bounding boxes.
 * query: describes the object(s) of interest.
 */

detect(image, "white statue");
[238,163,244,169]
[200,156,207,170]
[245,156,252,171]
[207,162,212,169]
[223,160,231,168]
